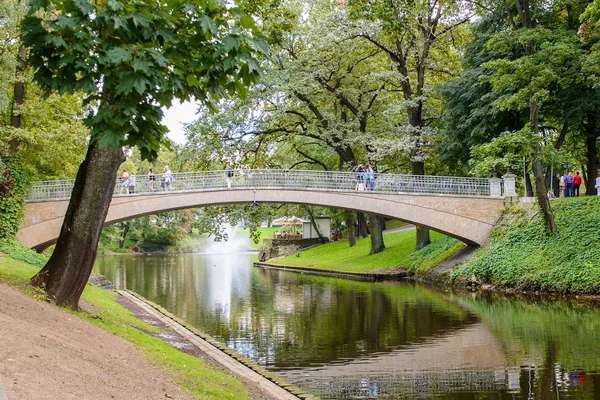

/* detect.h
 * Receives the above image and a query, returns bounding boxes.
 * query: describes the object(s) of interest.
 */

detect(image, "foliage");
[453,197,600,293]
[403,236,464,273]
[0,0,27,114]
[0,238,48,267]
[0,152,29,239]
[22,0,268,161]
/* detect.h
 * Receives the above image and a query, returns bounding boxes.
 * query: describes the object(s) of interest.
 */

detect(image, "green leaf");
[223,35,240,52]
[107,0,124,11]
[187,75,201,87]
[132,12,151,28]
[240,15,255,29]
[73,0,94,14]
[115,73,137,95]
[133,77,148,95]
[201,15,217,35]
[106,47,132,65]
[45,34,67,48]
[250,37,270,55]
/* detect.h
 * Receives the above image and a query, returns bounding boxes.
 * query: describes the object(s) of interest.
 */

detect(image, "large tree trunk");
[524,162,534,197]
[368,214,385,255]
[118,222,129,249]
[544,123,568,189]
[303,205,327,244]
[585,113,599,195]
[346,210,356,247]
[357,212,368,238]
[412,156,430,250]
[31,141,124,309]
[530,100,556,233]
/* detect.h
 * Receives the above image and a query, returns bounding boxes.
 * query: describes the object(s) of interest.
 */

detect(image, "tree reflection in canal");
[95,253,600,399]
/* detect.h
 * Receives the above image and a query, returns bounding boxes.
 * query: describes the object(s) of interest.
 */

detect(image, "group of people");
[551,171,583,198]
[119,166,172,194]
[355,163,376,191]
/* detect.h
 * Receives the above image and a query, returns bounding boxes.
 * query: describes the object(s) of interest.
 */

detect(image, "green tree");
[348,0,472,249]
[185,0,391,253]
[24,0,266,308]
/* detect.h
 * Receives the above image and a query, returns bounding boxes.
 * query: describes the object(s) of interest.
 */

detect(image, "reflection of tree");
[226,272,477,370]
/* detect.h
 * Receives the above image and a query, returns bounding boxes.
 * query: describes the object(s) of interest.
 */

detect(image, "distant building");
[302,217,331,240]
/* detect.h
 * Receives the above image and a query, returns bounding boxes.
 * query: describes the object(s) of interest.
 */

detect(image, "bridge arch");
[19,188,504,251]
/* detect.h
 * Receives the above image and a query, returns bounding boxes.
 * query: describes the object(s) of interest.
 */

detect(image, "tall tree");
[349,0,472,249]
[23,0,266,308]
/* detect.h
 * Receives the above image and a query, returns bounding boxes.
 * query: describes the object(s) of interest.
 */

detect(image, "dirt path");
[0,283,194,400]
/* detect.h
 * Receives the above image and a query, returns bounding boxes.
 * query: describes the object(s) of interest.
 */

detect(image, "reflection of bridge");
[279,322,510,399]
[19,170,509,250]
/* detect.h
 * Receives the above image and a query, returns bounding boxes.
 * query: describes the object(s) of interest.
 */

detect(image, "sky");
[162,100,200,145]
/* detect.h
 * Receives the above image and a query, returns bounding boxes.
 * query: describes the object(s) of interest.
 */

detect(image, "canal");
[94,250,600,399]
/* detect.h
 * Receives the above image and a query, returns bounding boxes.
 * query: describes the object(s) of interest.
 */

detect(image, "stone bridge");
[18,169,512,250]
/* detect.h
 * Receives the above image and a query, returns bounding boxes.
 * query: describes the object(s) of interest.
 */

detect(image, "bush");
[0,238,48,268]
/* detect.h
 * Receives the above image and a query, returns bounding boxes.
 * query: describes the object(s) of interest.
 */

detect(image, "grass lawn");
[272,229,464,274]
[246,226,279,250]
[0,249,254,400]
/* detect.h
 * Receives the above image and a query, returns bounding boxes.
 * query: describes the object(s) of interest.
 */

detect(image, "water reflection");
[94,253,600,399]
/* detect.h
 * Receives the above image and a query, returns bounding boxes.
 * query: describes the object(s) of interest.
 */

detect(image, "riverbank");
[0,250,307,400]
[268,228,465,275]
[261,196,600,295]
[450,196,600,294]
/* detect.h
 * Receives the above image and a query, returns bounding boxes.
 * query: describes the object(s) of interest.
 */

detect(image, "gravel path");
[0,283,194,400]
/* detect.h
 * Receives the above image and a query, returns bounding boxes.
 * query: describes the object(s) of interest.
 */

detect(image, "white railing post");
[490,177,502,197]
[502,169,518,202]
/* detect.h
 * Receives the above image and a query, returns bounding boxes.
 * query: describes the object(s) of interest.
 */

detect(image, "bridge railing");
[26,169,495,201]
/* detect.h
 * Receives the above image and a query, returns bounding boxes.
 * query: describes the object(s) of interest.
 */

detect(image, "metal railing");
[25,169,496,201]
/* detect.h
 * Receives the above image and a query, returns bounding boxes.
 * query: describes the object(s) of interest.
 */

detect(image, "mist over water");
[202,224,251,254]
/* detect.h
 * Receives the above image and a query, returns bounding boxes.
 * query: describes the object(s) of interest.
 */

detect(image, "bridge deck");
[26,170,499,201]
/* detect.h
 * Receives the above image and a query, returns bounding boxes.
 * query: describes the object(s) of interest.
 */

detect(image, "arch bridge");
[18,169,509,251]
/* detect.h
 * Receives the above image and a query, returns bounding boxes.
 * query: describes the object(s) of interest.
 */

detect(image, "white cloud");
[162,100,200,144]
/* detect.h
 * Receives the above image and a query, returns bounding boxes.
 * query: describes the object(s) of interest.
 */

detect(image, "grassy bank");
[271,229,464,273]
[452,196,600,294]
[0,242,255,400]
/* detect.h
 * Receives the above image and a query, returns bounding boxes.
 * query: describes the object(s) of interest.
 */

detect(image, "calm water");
[94,251,600,399]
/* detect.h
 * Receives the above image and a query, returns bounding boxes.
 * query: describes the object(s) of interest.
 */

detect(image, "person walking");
[355,163,365,190]
[573,171,582,196]
[162,166,172,191]
[128,172,136,194]
[365,164,375,191]
[148,168,156,191]
[119,168,130,194]
[226,163,234,188]
[553,173,561,198]
[565,171,574,197]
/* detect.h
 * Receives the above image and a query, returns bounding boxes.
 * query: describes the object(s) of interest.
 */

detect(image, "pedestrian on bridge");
[162,166,172,191]
[119,168,130,194]
[365,164,375,191]
[148,168,156,191]
[128,173,136,194]
[226,163,234,188]
[355,163,365,191]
